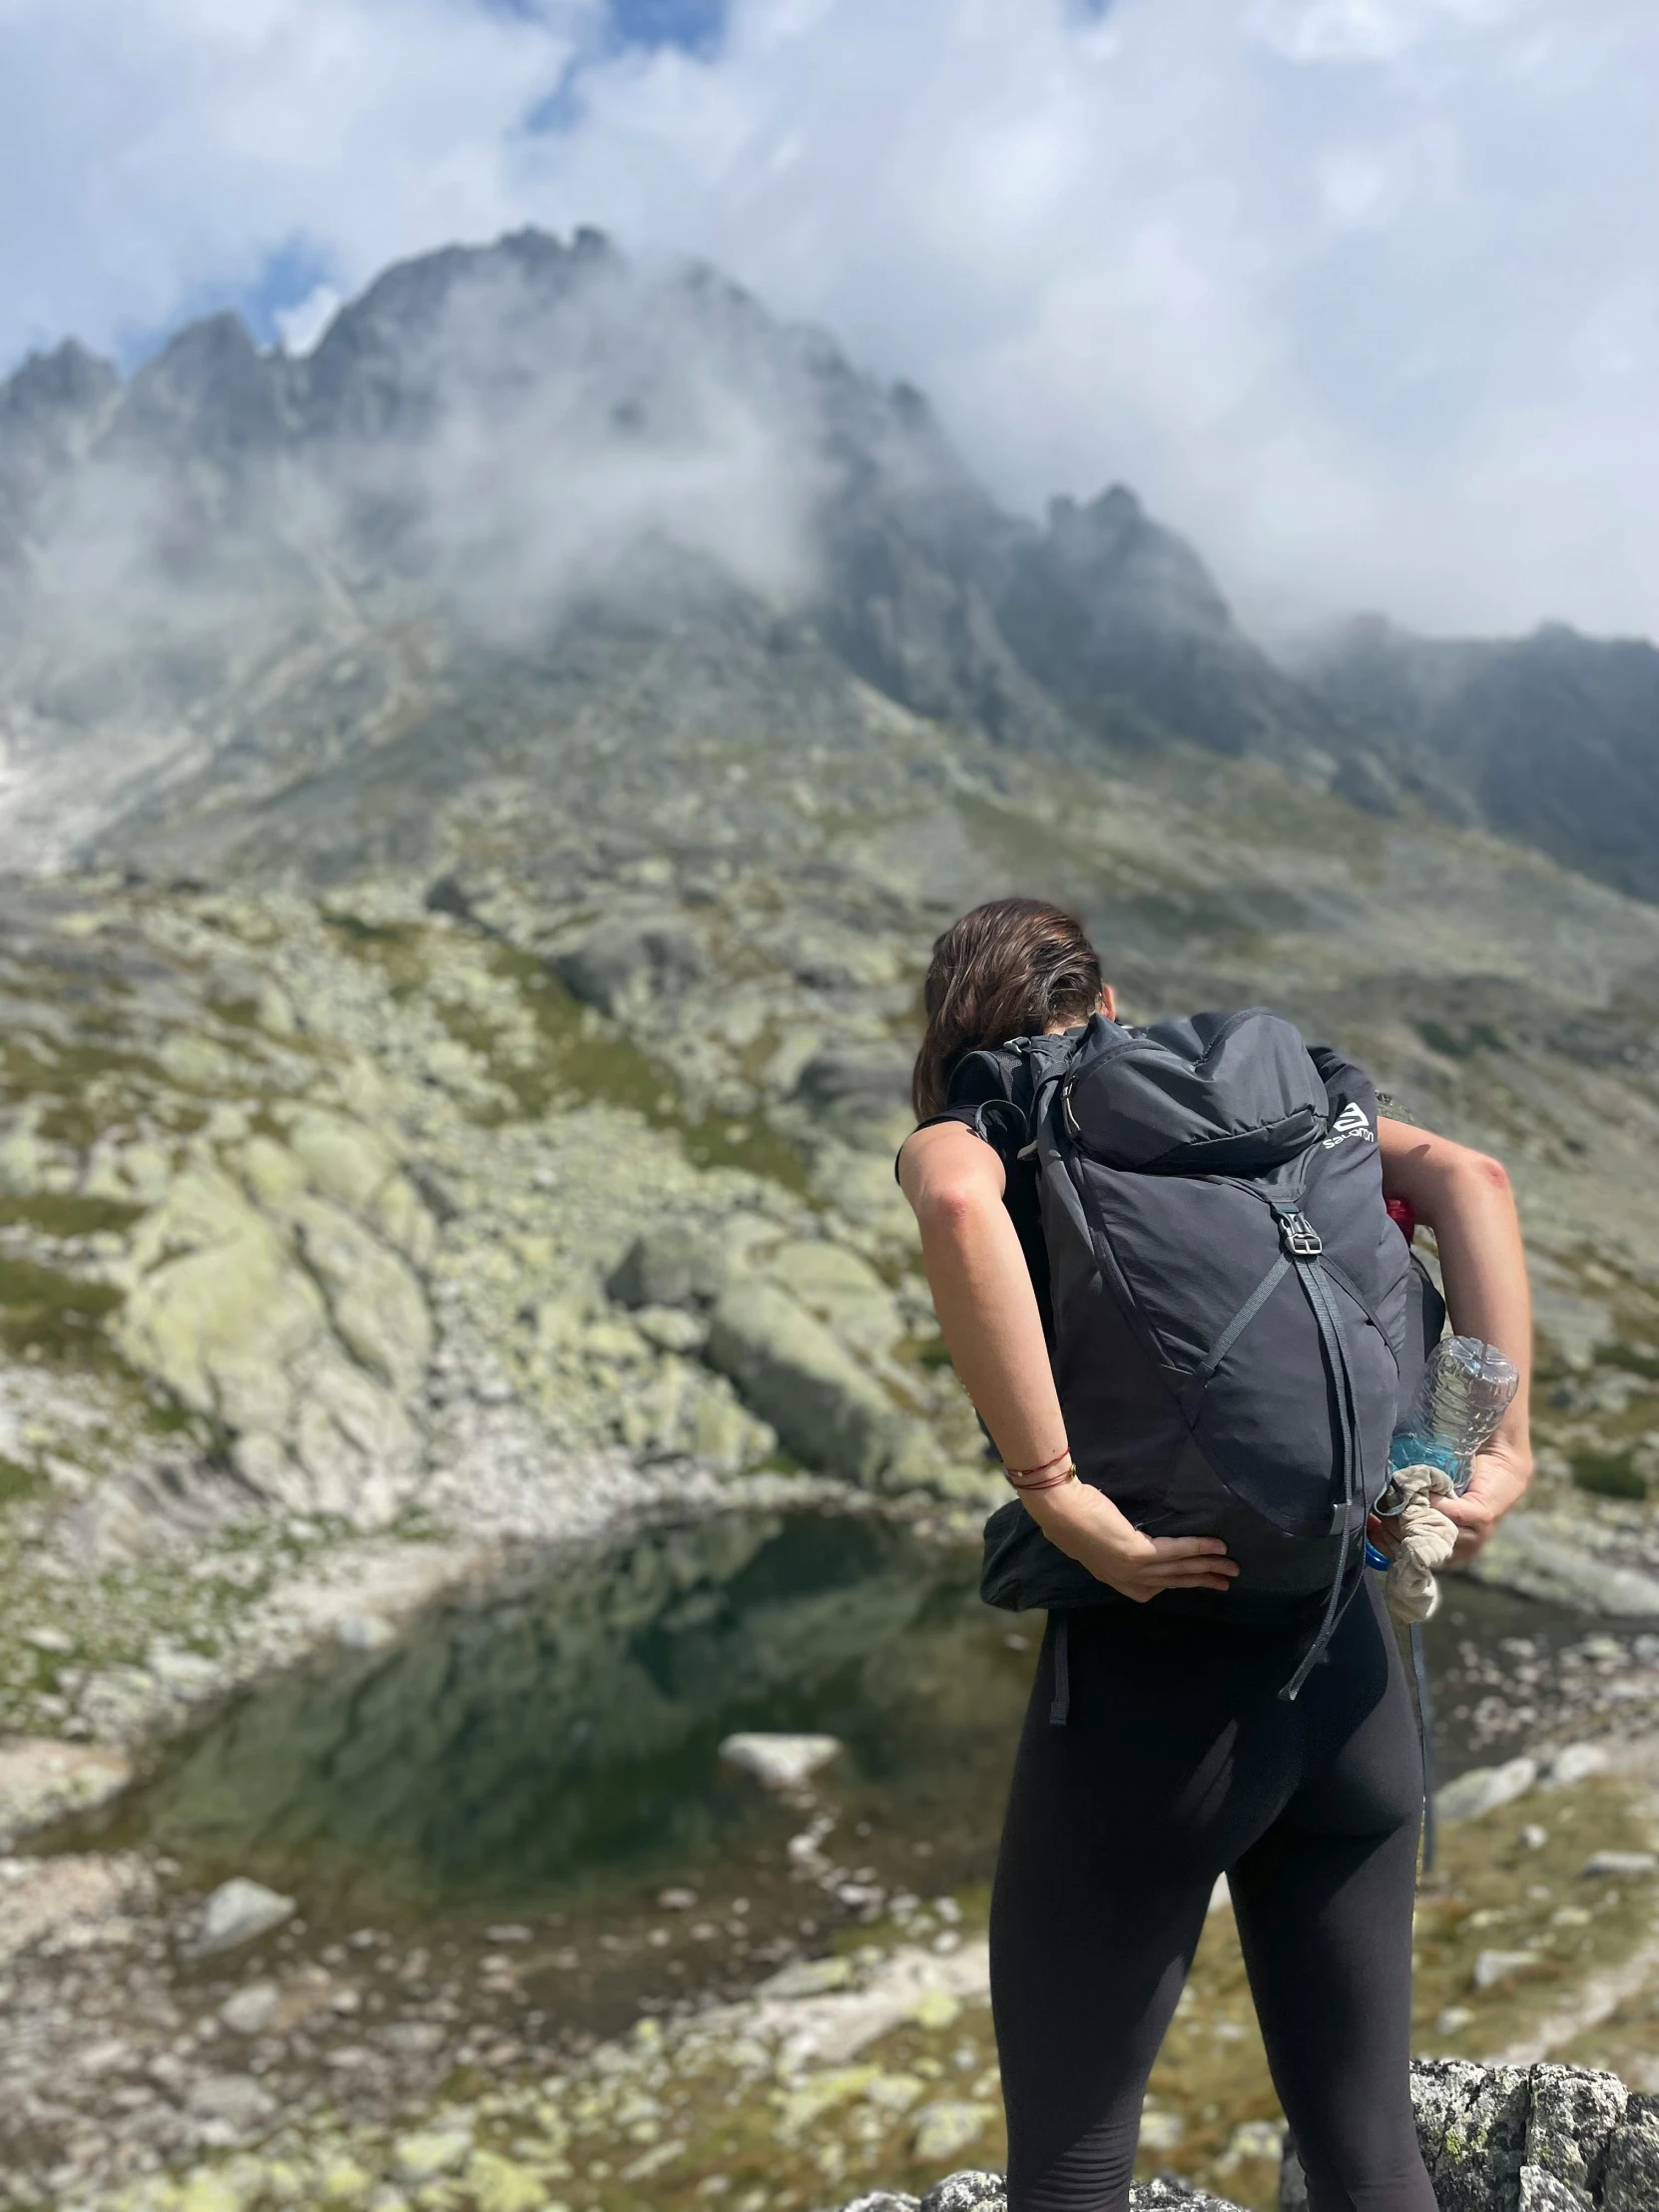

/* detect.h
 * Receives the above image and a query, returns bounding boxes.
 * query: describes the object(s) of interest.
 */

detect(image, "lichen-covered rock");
[1518,2168,1595,2210]
[1132,2183,1244,2209]
[890,2174,1250,2212]
[1521,2167,1601,2203]
[290,1194,431,1390]
[464,2147,551,2212]
[764,1238,905,1354]
[793,1045,913,1149]
[552,918,703,1015]
[609,1222,729,1310]
[1525,2065,1628,2198]
[1471,1510,1659,1618]
[0,1739,132,1850]
[1410,2059,1531,2212]
[1602,2100,1659,2212]
[917,2174,1005,2212]
[1436,1757,1538,1825]
[286,1107,400,1212]
[706,1275,908,1482]
[117,1167,326,1430]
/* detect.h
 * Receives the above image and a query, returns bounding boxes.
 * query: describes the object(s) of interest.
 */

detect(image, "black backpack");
[976,1008,1437,1699]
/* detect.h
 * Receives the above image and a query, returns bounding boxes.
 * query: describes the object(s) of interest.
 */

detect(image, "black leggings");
[989,1577,1436,2212]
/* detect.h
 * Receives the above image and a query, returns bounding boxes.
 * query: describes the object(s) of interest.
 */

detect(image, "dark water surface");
[117,1511,1030,1903]
[72,1507,1599,2036]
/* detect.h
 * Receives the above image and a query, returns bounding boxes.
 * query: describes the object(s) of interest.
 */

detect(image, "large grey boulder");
[1525,2065,1629,2201]
[1436,1757,1539,1825]
[793,1044,914,1148]
[609,1222,728,1311]
[1602,2101,1659,2212]
[1469,1511,1659,1617]
[706,1276,908,1482]
[552,919,703,1016]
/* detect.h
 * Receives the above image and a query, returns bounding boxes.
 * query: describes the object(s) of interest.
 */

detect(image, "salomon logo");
[1323,1100,1374,1148]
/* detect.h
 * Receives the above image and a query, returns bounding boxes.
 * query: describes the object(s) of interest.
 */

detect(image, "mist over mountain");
[1,223,1652,909]
[0,225,1380,876]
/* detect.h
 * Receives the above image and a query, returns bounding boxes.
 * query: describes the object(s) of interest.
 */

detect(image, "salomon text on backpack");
[978,1008,1424,1699]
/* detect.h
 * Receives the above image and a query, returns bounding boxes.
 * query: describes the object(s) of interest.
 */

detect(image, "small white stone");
[219,1981,281,2035]
[335,1613,395,1652]
[1472,1947,1541,1990]
[1436,1758,1537,1824]
[719,1732,843,1790]
[1582,1850,1656,1879]
[1545,1743,1610,1790]
[192,1877,296,1956]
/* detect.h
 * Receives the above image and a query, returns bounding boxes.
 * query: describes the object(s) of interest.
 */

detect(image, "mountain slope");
[1301,616,1659,900]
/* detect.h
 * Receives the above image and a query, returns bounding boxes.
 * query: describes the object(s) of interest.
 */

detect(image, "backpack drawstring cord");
[1278,1209,1367,1702]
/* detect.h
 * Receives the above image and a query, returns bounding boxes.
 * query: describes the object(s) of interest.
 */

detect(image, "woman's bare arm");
[898,1121,1236,1600]
[1379,1117,1532,1561]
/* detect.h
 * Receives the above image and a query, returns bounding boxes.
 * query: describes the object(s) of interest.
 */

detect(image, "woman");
[897,898,1532,2212]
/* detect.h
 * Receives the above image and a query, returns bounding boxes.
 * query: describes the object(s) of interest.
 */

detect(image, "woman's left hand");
[1434,1440,1533,1565]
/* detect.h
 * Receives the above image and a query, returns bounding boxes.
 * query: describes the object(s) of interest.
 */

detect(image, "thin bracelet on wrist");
[1009,1463,1077,1493]
[1005,1446,1077,1492]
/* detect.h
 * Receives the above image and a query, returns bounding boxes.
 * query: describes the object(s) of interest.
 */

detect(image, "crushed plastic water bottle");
[1387,1335,1520,1495]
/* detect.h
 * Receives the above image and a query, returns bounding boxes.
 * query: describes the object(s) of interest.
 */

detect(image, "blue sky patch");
[114,240,334,372]
[609,0,726,53]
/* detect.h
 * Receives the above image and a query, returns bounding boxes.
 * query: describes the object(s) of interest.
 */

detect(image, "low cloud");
[6,245,835,681]
[2,0,1657,638]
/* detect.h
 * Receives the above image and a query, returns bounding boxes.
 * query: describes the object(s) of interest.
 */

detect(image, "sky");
[2,0,1657,641]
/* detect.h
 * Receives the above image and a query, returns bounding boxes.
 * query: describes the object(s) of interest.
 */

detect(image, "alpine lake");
[62,1503,1604,2026]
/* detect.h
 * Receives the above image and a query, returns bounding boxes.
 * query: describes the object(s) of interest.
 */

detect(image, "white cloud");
[2,0,1657,638]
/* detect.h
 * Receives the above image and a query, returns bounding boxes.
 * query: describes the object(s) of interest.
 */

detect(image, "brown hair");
[911,897,1106,1120]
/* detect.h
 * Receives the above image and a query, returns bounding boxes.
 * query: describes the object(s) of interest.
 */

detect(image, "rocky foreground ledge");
[834,2061,1659,2212]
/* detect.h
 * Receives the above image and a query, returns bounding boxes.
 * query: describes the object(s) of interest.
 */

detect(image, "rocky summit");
[0,229,1657,2205]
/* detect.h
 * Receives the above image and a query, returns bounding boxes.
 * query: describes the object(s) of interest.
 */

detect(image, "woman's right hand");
[1025,1475,1239,1602]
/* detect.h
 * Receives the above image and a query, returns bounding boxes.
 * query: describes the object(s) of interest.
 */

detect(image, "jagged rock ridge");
[0,226,1379,875]
[3,225,1655,900]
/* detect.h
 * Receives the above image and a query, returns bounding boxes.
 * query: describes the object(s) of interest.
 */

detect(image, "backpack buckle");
[1277,1209,1324,1260]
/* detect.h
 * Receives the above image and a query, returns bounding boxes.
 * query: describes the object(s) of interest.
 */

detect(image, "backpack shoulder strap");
[1005,1015,1120,1161]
